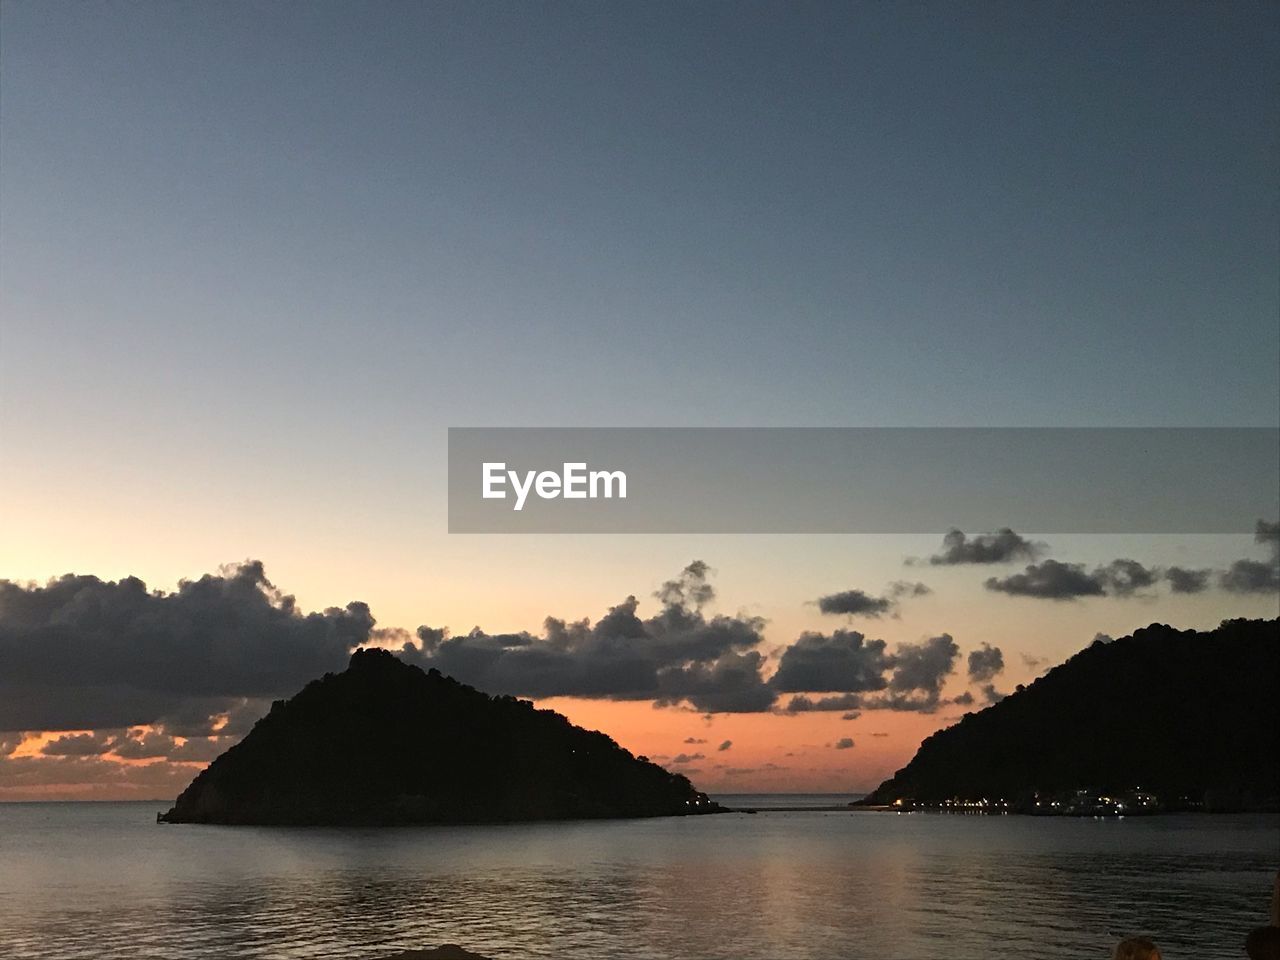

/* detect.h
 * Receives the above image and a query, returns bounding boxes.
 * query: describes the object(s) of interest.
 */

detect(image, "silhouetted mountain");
[862,619,1279,811]
[160,648,723,825]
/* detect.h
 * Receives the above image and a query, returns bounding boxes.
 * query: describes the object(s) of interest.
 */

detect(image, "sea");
[1,798,1275,959]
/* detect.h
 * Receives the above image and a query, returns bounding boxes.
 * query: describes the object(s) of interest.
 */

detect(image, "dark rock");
[860,618,1280,810]
[159,648,724,825]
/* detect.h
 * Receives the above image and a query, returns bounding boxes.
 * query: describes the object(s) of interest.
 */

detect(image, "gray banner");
[448,427,1279,534]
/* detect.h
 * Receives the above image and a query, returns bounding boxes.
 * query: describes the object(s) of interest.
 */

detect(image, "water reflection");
[0,804,1273,959]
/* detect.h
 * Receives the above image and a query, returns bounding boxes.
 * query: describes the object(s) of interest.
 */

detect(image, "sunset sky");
[1,2,1277,800]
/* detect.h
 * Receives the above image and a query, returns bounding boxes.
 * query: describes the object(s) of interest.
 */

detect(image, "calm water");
[1,801,1275,959]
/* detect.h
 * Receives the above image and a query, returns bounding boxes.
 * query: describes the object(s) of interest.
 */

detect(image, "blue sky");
[1,2,1277,795]
[3,1,1276,447]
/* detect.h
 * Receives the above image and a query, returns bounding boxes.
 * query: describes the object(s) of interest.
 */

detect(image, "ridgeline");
[160,648,722,825]
[861,618,1279,812]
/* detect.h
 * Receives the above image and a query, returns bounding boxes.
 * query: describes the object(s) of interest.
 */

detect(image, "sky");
[1,1,1277,800]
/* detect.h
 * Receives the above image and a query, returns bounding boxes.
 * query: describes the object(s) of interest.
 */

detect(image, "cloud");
[925,528,1045,565]
[815,581,931,619]
[717,739,732,751]
[400,562,775,712]
[1093,559,1160,597]
[656,561,717,610]
[815,589,893,618]
[863,634,960,712]
[966,643,1004,682]
[886,634,959,698]
[833,737,855,750]
[1221,560,1280,594]
[984,560,1106,600]
[783,693,865,714]
[870,732,889,738]
[0,561,374,731]
[772,632,961,713]
[769,630,892,693]
[111,731,178,760]
[683,737,707,744]
[1165,567,1212,594]
[984,521,1278,601]
[1220,521,1280,594]
[654,650,778,713]
[1020,653,1047,671]
[671,752,704,764]
[42,731,119,757]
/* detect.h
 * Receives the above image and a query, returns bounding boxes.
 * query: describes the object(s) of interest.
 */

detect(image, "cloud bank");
[0,561,373,731]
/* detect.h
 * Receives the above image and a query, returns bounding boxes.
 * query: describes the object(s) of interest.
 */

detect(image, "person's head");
[1113,937,1162,960]
[1246,925,1280,960]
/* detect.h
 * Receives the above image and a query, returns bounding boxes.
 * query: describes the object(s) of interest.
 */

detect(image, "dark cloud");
[655,650,778,713]
[773,632,962,713]
[864,634,960,712]
[401,562,775,712]
[815,581,930,619]
[886,634,959,699]
[783,693,864,713]
[671,752,704,764]
[834,737,855,750]
[1221,560,1280,594]
[111,731,177,760]
[887,581,933,599]
[952,690,975,706]
[769,630,892,693]
[0,561,375,731]
[1217,520,1279,594]
[42,731,119,757]
[717,740,732,752]
[980,683,1006,705]
[1218,523,1279,594]
[966,643,1004,682]
[656,561,716,610]
[985,560,1106,600]
[926,528,1045,565]
[815,589,893,618]
[1165,567,1212,594]
[840,711,860,721]
[985,521,1278,600]
[1093,559,1159,597]
[1020,653,1047,671]
[1254,518,1280,558]
[683,737,706,745]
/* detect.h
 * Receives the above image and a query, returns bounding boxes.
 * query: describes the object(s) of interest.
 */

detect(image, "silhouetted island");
[860,618,1279,813]
[159,648,723,825]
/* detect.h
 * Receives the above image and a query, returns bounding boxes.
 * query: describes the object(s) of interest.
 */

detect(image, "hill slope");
[862,618,1279,811]
[160,648,721,825]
